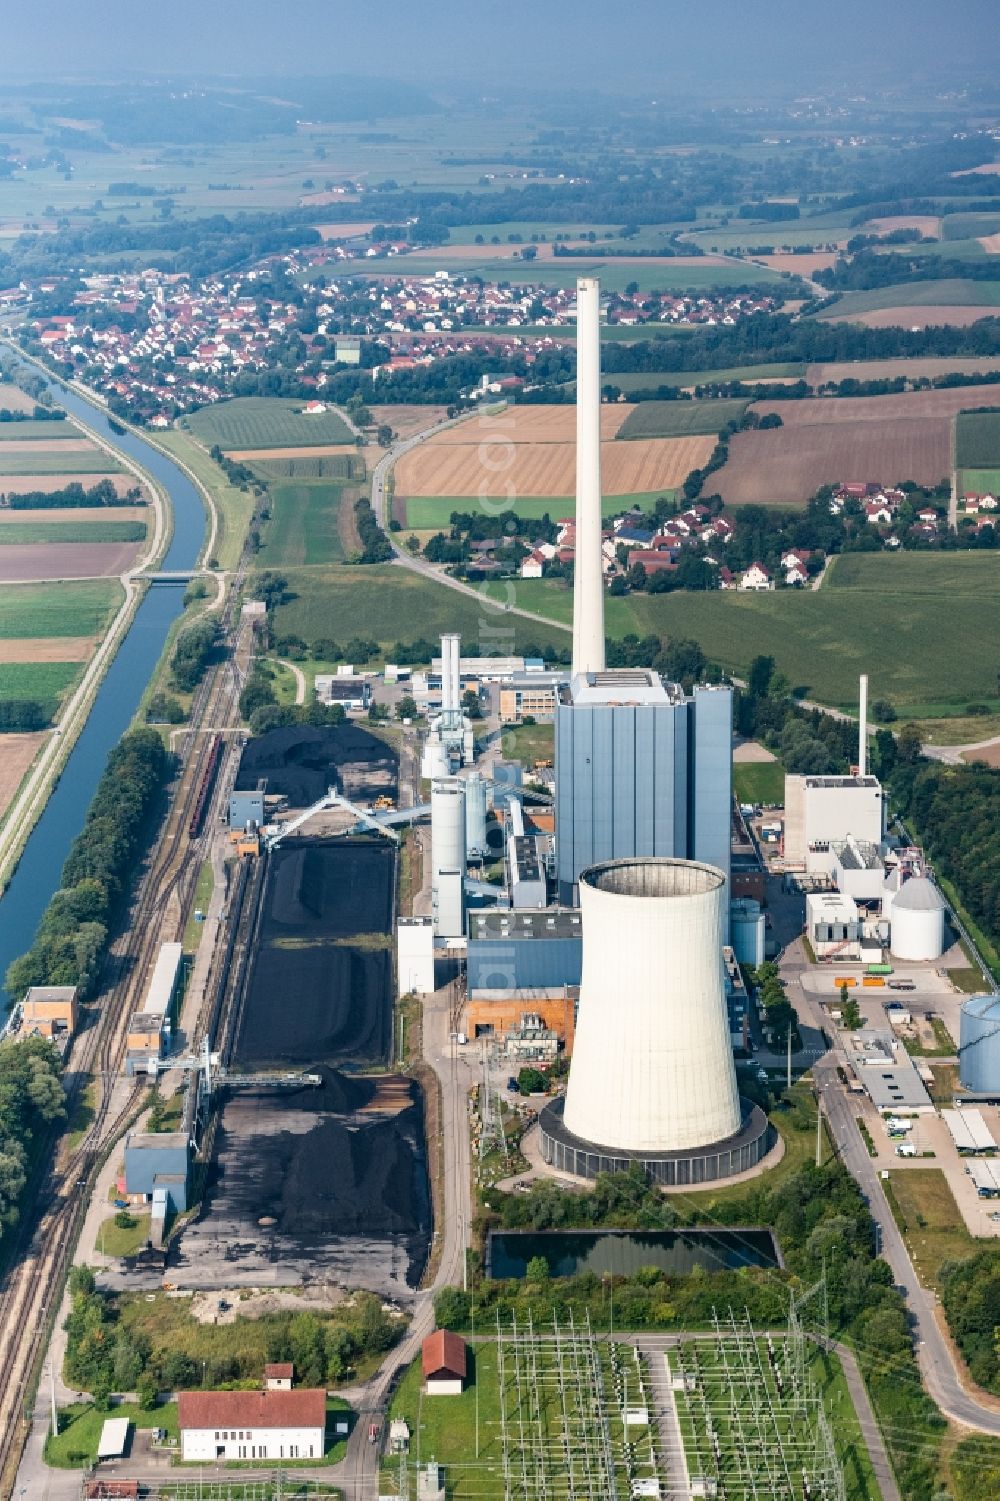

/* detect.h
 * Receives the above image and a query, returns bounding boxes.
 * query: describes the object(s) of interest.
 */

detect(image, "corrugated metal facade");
[467,936,582,992]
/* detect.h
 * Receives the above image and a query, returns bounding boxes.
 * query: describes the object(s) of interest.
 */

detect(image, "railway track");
[0,562,253,1497]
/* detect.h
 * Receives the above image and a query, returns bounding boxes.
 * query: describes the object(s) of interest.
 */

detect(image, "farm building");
[265,1363,294,1390]
[422,1330,468,1395]
[177,1387,326,1461]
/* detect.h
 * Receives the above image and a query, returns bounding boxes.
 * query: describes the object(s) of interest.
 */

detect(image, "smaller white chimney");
[858,674,868,777]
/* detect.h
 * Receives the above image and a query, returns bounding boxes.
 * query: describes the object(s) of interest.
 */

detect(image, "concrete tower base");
[538,1096,772,1187]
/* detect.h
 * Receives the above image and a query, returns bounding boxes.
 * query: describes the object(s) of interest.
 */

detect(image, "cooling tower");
[540,858,770,1184]
[572,277,605,677]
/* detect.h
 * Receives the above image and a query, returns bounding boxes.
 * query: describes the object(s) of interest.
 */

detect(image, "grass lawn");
[0,448,121,474]
[884,1170,976,1292]
[672,1085,828,1215]
[154,430,248,571]
[402,492,669,529]
[0,520,145,544]
[184,397,353,451]
[947,967,990,994]
[384,1344,503,1490]
[0,660,81,705]
[45,1400,178,1468]
[498,720,555,764]
[98,1210,151,1257]
[508,551,1000,714]
[267,565,569,658]
[911,713,1000,745]
[733,759,785,805]
[0,579,121,637]
[182,859,214,954]
[257,478,349,567]
[611,364,801,391]
[617,398,747,439]
[64,1077,97,1153]
[957,410,1000,469]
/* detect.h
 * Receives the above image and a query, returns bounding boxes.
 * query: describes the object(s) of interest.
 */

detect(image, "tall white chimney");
[440,632,461,717]
[572,277,606,678]
[858,673,868,777]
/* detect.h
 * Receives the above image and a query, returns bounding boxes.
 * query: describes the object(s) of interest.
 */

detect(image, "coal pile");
[235,724,397,806]
[170,1075,431,1292]
[235,841,395,1066]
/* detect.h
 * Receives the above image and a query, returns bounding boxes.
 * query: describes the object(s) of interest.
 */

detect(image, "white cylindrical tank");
[959,994,1000,1093]
[889,876,946,961]
[564,858,741,1153]
[730,898,765,968]
[464,772,488,857]
[431,778,466,938]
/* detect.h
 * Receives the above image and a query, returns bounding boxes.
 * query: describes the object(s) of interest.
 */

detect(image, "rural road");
[370,415,572,638]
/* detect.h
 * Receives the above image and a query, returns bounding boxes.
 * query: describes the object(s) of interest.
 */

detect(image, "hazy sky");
[2,0,997,90]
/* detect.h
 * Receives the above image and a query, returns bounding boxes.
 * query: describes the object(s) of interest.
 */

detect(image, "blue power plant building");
[554,673,732,912]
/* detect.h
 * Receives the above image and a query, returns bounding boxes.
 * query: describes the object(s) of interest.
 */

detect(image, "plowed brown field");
[427,404,631,444]
[717,420,949,507]
[395,433,713,497]
[0,731,48,820]
[0,636,94,663]
[0,542,141,580]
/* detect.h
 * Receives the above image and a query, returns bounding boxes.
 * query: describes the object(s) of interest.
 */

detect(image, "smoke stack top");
[858,673,868,777]
[572,277,606,678]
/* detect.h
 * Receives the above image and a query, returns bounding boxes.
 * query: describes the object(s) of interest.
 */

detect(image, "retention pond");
[488,1228,782,1279]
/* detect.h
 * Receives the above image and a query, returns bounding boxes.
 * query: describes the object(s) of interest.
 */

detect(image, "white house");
[520,550,545,579]
[177,1389,326,1462]
[739,562,771,592]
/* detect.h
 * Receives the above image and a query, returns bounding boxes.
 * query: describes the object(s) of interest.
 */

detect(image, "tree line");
[3,478,142,510]
[0,1037,65,1240]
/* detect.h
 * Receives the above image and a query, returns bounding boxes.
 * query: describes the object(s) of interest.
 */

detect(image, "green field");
[617,398,747,438]
[893,236,987,259]
[46,1400,178,1468]
[733,759,785,805]
[610,364,802,391]
[0,419,77,440]
[251,452,362,480]
[153,430,247,570]
[819,279,1000,318]
[0,660,81,705]
[267,564,569,657]
[499,720,555,763]
[0,579,121,637]
[384,1345,503,1491]
[884,1170,976,1292]
[184,397,353,451]
[956,410,1000,468]
[0,449,121,475]
[685,223,854,252]
[0,520,144,544]
[402,493,642,529]
[960,466,1000,495]
[257,479,349,566]
[337,256,787,294]
[942,213,1000,240]
[507,551,1000,713]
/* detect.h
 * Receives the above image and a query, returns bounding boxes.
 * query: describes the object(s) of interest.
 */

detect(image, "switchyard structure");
[667,1308,846,1501]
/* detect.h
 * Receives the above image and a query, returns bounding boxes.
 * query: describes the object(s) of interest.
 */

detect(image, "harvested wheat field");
[717,420,949,507]
[225,444,359,461]
[979,234,1000,254]
[756,386,1000,425]
[0,731,48,820]
[0,542,142,581]
[396,433,713,498]
[0,384,39,414]
[0,438,95,454]
[754,253,840,276]
[829,305,1000,329]
[313,221,376,240]
[0,636,94,663]
[863,215,942,238]
[0,505,146,525]
[807,357,1000,384]
[427,404,631,445]
[0,473,136,496]
[370,405,449,440]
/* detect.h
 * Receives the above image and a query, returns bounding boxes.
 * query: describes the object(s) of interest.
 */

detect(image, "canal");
[0,373,207,1004]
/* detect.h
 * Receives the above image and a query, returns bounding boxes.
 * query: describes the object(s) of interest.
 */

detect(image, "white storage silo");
[730,898,765,968]
[464,772,488,857]
[889,876,946,961]
[431,778,466,938]
[959,994,1000,1094]
[563,858,741,1154]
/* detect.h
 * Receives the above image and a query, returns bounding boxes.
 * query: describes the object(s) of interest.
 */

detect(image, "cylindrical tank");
[564,858,741,1154]
[730,897,765,968]
[431,778,466,938]
[959,994,1000,1093]
[889,876,946,961]
[464,772,487,857]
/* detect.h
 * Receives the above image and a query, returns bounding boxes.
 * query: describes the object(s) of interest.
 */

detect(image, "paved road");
[370,418,572,637]
[781,941,1000,1436]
